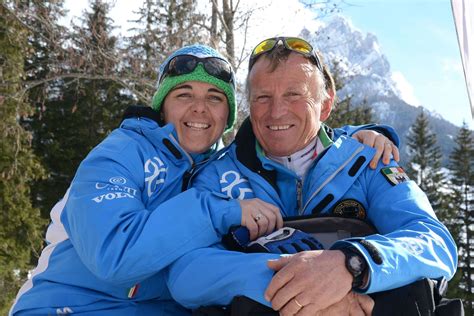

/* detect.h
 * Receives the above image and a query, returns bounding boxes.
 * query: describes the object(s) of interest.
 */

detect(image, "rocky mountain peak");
[300,15,461,166]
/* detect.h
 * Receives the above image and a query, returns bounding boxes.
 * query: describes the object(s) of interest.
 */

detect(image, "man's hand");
[352,130,400,169]
[314,292,374,316]
[264,250,353,315]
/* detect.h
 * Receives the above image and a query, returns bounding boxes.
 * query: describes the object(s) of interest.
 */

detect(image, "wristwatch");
[340,247,367,289]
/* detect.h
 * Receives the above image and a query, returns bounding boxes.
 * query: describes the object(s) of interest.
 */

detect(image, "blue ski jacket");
[10,108,242,316]
[166,119,457,309]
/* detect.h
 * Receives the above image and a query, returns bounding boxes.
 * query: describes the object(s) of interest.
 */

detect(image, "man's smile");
[267,124,294,131]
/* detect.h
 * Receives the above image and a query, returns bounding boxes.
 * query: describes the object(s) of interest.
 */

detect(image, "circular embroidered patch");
[333,199,366,219]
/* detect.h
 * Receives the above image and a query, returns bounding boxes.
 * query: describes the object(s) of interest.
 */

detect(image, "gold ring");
[294,298,303,309]
[254,214,263,222]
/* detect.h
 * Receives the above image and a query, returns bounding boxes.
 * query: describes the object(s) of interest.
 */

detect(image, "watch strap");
[340,247,367,289]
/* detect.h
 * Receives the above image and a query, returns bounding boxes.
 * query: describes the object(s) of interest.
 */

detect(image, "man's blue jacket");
[166,119,458,309]
[10,109,242,316]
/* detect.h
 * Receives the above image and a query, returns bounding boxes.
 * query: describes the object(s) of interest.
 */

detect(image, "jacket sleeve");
[61,138,241,286]
[330,161,458,293]
[164,151,280,308]
[166,245,280,309]
[334,124,400,147]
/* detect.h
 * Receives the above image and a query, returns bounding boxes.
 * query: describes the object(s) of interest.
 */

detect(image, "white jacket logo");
[92,177,138,203]
[220,170,252,200]
[145,157,167,197]
[56,307,73,314]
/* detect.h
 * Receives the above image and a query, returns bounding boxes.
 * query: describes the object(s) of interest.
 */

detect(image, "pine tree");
[19,0,68,219]
[448,123,474,313]
[0,2,46,313]
[326,95,373,127]
[27,0,135,219]
[325,60,373,127]
[405,110,447,213]
[69,0,129,134]
[124,0,207,104]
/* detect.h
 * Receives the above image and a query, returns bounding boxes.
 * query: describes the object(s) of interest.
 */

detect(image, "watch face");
[349,255,363,276]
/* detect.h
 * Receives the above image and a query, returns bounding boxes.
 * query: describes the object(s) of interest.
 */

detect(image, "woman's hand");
[239,198,283,240]
[352,130,400,169]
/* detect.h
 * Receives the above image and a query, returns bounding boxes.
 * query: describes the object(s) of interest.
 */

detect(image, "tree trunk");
[222,0,235,67]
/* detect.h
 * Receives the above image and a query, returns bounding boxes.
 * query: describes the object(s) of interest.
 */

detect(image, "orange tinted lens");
[285,38,313,54]
[252,39,277,56]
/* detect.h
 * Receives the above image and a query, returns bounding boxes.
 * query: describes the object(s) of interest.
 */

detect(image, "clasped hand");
[265,250,373,316]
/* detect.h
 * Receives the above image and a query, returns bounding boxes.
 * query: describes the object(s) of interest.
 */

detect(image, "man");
[166,37,458,315]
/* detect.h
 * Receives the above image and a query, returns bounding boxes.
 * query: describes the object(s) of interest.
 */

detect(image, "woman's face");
[162,81,229,154]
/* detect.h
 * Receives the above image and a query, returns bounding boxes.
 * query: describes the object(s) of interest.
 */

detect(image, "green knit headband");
[151,64,236,132]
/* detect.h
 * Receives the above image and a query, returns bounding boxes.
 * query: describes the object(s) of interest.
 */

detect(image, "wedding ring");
[294,298,303,309]
[254,213,263,222]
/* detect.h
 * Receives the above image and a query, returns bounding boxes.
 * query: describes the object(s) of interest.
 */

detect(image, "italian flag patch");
[128,284,139,298]
[381,167,410,186]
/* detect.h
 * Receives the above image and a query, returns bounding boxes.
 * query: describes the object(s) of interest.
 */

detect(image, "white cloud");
[441,57,464,74]
[391,71,421,106]
[240,0,321,41]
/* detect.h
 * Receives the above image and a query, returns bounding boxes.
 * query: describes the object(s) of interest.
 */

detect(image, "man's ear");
[320,89,334,122]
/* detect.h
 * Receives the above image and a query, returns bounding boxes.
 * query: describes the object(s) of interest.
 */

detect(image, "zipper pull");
[181,166,195,191]
[296,179,303,212]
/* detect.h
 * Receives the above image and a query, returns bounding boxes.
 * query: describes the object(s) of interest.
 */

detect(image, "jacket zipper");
[300,145,364,215]
[167,133,197,191]
[296,179,303,212]
[182,158,213,191]
[181,167,194,191]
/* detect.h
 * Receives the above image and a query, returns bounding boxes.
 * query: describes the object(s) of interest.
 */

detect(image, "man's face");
[249,54,332,157]
[162,81,229,154]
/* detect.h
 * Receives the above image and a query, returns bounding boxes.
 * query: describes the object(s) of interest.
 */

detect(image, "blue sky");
[333,0,472,128]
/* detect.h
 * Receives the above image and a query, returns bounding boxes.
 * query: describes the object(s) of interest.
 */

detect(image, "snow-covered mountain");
[301,16,461,166]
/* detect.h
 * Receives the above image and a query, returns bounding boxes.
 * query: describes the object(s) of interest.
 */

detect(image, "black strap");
[283,215,377,235]
[371,278,464,316]
[192,306,230,316]
[194,278,464,315]
[435,298,464,316]
[192,296,277,316]
[229,296,276,316]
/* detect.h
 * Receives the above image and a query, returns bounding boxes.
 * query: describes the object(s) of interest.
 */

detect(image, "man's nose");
[269,98,288,119]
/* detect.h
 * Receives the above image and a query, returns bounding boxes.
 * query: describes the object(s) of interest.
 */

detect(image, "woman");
[10,44,397,316]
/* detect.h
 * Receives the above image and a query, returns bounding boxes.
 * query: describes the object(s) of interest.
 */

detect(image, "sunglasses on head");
[248,37,323,72]
[159,55,235,87]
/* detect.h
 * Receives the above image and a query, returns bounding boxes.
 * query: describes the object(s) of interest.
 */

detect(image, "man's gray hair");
[245,44,330,106]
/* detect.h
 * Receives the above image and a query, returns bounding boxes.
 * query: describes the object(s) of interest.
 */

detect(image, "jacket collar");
[234,118,278,190]
[120,106,195,164]
[234,118,336,183]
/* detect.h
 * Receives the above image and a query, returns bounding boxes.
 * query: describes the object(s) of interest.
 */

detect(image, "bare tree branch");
[6,73,153,105]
